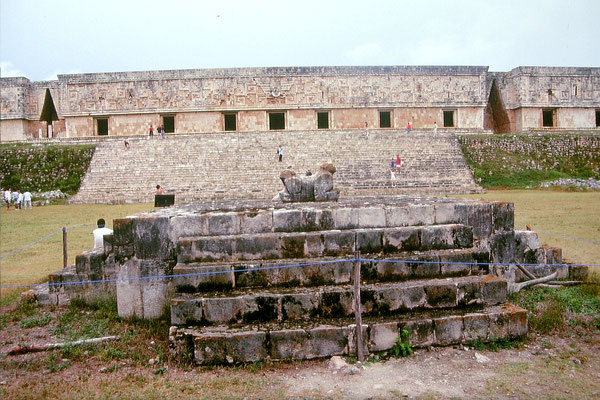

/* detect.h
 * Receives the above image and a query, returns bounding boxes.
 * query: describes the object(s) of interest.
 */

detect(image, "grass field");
[1,190,598,300]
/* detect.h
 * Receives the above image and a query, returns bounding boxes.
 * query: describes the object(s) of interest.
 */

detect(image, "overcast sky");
[1,0,598,81]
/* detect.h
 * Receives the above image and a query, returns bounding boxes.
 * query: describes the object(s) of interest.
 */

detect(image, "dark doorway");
[269,112,285,130]
[596,110,600,127]
[484,80,511,133]
[379,111,391,128]
[97,119,109,135]
[317,112,329,129]
[542,110,554,127]
[224,113,237,131]
[443,110,455,127]
[163,116,175,133]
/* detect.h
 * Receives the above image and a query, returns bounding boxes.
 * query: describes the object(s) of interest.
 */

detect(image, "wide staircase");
[69,130,482,204]
[166,198,527,364]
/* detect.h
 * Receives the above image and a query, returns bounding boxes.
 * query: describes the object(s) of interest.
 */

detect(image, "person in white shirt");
[4,188,11,210]
[92,218,113,249]
[22,191,32,209]
[17,190,23,210]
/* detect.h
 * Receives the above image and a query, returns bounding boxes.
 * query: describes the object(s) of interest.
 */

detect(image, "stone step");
[177,224,474,263]
[169,303,527,365]
[170,275,507,326]
[172,248,490,293]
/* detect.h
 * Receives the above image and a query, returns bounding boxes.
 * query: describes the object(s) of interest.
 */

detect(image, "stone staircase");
[162,197,529,365]
[69,130,482,204]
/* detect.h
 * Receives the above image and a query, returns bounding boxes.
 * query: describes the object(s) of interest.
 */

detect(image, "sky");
[1,0,599,81]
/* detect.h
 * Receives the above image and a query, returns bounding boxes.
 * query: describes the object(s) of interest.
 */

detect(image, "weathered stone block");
[383,227,420,253]
[281,234,306,258]
[491,202,514,232]
[170,214,209,240]
[184,237,232,262]
[463,313,490,342]
[358,207,386,228]
[207,212,241,236]
[133,216,173,260]
[507,306,528,337]
[569,265,588,281]
[440,252,472,276]
[347,324,369,356]
[401,285,427,309]
[282,293,321,320]
[480,276,507,305]
[194,331,268,364]
[356,229,383,254]
[234,235,281,260]
[411,258,441,277]
[434,202,468,225]
[239,210,272,234]
[307,325,347,358]
[421,225,455,250]
[369,322,399,352]
[322,230,355,256]
[332,208,359,230]
[399,319,434,347]
[406,204,435,226]
[434,316,463,345]
[301,208,334,231]
[270,329,310,360]
[273,209,302,232]
[378,286,405,311]
[171,297,203,325]
[467,203,493,240]
[385,206,410,227]
[489,231,518,264]
[235,264,269,287]
[425,283,458,308]
[304,232,324,257]
[173,264,232,292]
[488,310,510,339]
[456,279,484,306]
[203,296,245,324]
[375,259,412,281]
[242,294,280,323]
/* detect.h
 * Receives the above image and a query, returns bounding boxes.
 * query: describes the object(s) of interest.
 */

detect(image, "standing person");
[124,139,130,149]
[12,190,19,209]
[395,154,401,172]
[390,158,395,170]
[433,121,438,134]
[160,125,166,139]
[364,121,369,138]
[156,184,164,195]
[390,168,397,187]
[4,188,11,210]
[93,218,113,249]
[406,121,412,134]
[149,124,154,138]
[22,190,32,209]
[16,190,23,210]
[277,145,283,162]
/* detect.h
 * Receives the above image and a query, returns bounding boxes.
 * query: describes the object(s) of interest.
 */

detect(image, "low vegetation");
[458,134,600,188]
[0,143,95,195]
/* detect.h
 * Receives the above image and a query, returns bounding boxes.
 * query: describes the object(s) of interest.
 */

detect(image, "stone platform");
[45,195,584,364]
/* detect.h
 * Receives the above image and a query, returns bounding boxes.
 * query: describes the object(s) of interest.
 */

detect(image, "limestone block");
[193,333,228,365]
[242,294,280,323]
[322,230,355,256]
[406,204,435,226]
[304,232,324,257]
[570,265,588,281]
[515,230,540,251]
[369,322,399,352]
[420,225,455,250]
[301,208,334,231]
[383,227,421,253]
[170,214,209,241]
[456,279,484,306]
[202,296,245,324]
[378,286,405,311]
[480,276,507,305]
[234,235,281,260]
[346,324,369,356]
[401,285,427,309]
[332,208,359,230]
[235,264,269,287]
[433,316,464,345]
[491,202,514,232]
[171,297,203,325]
[112,218,134,259]
[172,264,232,292]
[332,260,353,284]
[356,229,383,254]
[307,325,348,358]
[507,306,528,337]
[375,259,412,280]
[488,310,510,340]
[239,210,273,234]
[489,231,518,264]
[358,207,386,228]
[281,234,306,258]
[116,259,150,319]
[439,252,472,276]
[281,292,321,320]
[434,202,468,225]
[133,216,173,260]
[411,257,441,277]
[207,212,241,236]
[385,206,410,227]
[398,319,434,347]
[424,283,458,308]
[467,203,493,240]
[182,237,232,262]
[273,209,302,232]
[463,313,490,342]
[270,329,310,360]
[318,290,348,318]
[194,331,268,364]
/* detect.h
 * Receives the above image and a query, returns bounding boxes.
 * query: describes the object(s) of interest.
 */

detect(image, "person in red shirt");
[395,154,402,172]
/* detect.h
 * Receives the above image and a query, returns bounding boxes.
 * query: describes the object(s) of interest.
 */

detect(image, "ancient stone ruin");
[45,195,586,365]
[276,163,340,202]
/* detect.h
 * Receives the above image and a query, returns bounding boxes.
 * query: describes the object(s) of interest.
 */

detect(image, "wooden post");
[353,251,364,362]
[62,227,68,269]
[231,265,236,288]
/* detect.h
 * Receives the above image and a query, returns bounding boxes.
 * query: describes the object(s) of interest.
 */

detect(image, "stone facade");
[1,66,599,140]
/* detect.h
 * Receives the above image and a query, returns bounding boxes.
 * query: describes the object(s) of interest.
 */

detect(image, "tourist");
[93,218,113,249]
[390,158,395,170]
[22,190,32,209]
[159,125,166,139]
[4,188,11,210]
[149,124,154,138]
[156,184,164,195]
[16,190,23,210]
[277,145,283,162]
[390,168,397,187]
[433,121,438,134]
[407,121,412,134]
[124,139,130,149]
[396,154,402,172]
[12,190,19,209]
[364,122,369,138]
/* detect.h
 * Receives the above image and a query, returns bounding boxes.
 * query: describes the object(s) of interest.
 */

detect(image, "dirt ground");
[1,304,599,399]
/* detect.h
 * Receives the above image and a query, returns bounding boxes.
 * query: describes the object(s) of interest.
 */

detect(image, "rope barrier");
[2,257,598,290]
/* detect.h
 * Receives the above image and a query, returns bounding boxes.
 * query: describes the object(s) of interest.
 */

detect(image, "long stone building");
[1,65,599,141]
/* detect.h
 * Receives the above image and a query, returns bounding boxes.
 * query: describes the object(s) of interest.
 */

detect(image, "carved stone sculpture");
[276,163,340,202]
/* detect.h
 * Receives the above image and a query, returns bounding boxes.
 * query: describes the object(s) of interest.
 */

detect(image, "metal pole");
[353,251,364,362]
[62,227,67,269]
